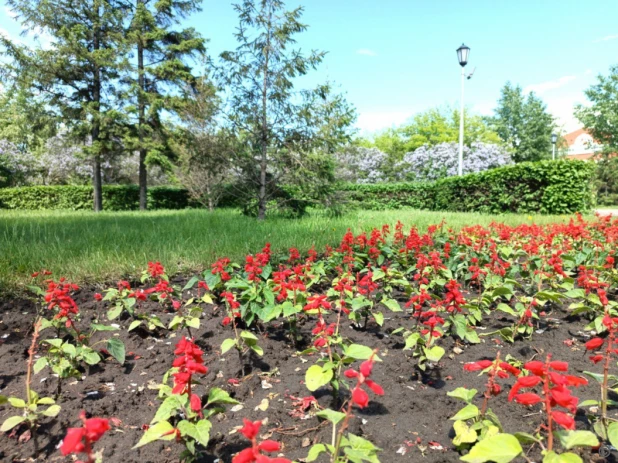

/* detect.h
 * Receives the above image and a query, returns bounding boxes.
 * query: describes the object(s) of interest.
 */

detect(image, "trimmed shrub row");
[341,160,596,214]
[0,185,190,210]
[0,160,597,214]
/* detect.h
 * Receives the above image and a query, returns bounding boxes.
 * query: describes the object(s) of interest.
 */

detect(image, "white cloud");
[356,111,411,133]
[593,34,618,43]
[523,75,576,95]
[356,48,377,57]
[4,7,17,19]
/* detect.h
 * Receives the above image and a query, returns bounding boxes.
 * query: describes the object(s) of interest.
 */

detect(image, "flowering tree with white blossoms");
[397,142,511,182]
[335,146,389,184]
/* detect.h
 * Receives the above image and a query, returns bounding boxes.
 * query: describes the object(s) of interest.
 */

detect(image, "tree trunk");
[206,176,213,211]
[257,5,272,221]
[92,0,103,212]
[137,3,147,210]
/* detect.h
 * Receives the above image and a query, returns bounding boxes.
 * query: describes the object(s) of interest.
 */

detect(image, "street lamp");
[551,133,558,160]
[456,43,470,176]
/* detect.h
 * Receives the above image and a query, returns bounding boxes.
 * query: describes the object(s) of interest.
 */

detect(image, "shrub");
[341,160,595,214]
[0,185,190,211]
[397,142,512,182]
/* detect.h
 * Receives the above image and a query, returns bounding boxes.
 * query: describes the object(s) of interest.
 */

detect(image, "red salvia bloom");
[344,351,384,409]
[147,261,165,278]
[60,411,110,463]
[232,419,291,463]
[172,337,208,413]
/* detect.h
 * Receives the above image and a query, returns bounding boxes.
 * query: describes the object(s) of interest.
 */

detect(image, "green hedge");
[0,161,597,214]
[342,160,596,214]
[0,185,190,210]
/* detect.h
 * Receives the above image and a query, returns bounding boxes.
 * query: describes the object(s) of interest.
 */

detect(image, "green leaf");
[206,387,239,406]
[453,420,478,446]
[186,317,200,329]
[450,404,479,421]
[554,430,599,450]
[373,311,384,326]
[382,297,402,312]
[82,350,101,366]
[424,345,445,362]
[447,387,478,403]
[43,404,61,417]
[152,396,182,424]
[193,420,212,447]
[44,338,63,348]
[61,343,76,357]
[316,409,346,425]
[514,432,540,444]
[306,443,328,462]
[495,303,516,316]
[107,305,123,320]
[133,421,176,448]
[250,345,263,356]
[460,433,522,463]
[1,415,26,432]
[128,320,142,332]
[8,397,26,408]
[305,365,333,392]
[542,451,582,463]
[607,422,618,448]
[36,397,55,405]
[343,344,380,361]
[107,338,125,365]
[168,315,183,330]
[240,331,258,346]
[221,338,236,354]
[183,276,199,291]
[90,323,118,332]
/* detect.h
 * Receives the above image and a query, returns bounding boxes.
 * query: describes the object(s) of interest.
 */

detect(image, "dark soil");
[0,280,615,463]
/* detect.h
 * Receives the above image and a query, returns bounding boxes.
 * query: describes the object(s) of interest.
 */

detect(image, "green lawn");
[0,208,574,290]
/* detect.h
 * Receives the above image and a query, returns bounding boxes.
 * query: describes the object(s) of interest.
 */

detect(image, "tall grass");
[0,208,573,290]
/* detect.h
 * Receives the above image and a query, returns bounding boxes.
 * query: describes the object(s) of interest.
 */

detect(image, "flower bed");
[1,214,618,462]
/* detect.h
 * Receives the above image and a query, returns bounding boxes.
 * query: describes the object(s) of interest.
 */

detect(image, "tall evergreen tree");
[2,0,127,211]
[122,0,205,210]
[492,82,556,163]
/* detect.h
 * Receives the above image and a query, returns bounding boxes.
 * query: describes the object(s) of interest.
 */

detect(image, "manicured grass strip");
[0,208,572,289]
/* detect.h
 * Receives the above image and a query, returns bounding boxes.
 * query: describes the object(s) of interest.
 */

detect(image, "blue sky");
[2,0,618,135]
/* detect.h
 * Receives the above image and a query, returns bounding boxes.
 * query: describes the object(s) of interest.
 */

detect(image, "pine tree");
[3,0,127,211]
[122,0,205,210]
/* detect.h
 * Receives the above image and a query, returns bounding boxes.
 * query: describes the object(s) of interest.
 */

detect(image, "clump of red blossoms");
[221,291,241,326]
[232,418,290,463]
[60,410,110,463]
[508,355,587,451]
[172,337,208,413]
[147,261,165,278]
[344,351,384,408]
[212,257,232,281]
[463,352,520,416]
[44,278,80,327]
[303,294,331,315]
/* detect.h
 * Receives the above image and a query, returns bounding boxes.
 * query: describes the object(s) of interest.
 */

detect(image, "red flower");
[233,418,290,463]
[171,337,208,396]
[147,261,165,278]
[585,337,604,351]
[514,392,542,406]
[524,361,545,376]
[463,360,493,372]
[60,411,110,460]
[240,419,262,440]
[351,387,369,408]
[549,361,569,372]
[94,293,102,301]
[551,410,575,430]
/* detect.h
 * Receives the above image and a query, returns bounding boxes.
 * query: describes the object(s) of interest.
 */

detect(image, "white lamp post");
[551,133,557,160]
[456,43,470,176]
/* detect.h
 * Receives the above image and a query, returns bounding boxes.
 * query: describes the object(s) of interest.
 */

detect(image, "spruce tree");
[3,0,127,211]
[122,0,205,210]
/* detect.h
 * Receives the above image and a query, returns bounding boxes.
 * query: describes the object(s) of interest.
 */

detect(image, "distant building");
[563,128,601,160]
